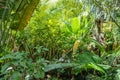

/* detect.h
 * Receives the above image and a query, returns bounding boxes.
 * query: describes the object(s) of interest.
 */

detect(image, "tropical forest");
[0,0,120,80]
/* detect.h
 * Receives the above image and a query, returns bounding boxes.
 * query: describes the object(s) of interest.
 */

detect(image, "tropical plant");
[0,0,120,80]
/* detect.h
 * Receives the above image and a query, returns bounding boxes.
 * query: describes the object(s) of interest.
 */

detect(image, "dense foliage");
[0,0,120,80]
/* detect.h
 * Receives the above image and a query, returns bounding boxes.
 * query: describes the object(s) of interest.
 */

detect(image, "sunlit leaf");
[87,63,106,74]
[71,17,80,33]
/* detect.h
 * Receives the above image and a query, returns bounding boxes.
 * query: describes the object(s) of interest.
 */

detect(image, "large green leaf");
[74,53,106,74]
[44,63,78,72]
[71,17,80,33]
[75,52,98,64]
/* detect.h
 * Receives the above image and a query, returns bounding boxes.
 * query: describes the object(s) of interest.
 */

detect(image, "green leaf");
[74,53,105,75]
[19,61,27,68]
[1,62,11,74]
[115,69,120,80]
[44,63,78,72]
[63,21,73,32]
[87,63,106,74]
[11,71,21,80]
[34,67,45,79]
[74,63,106,75]
[0,54,15,60]
[98,64,111,70]
[71,17,80,33]
[92,54,102,63]
[76,53,96,64]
